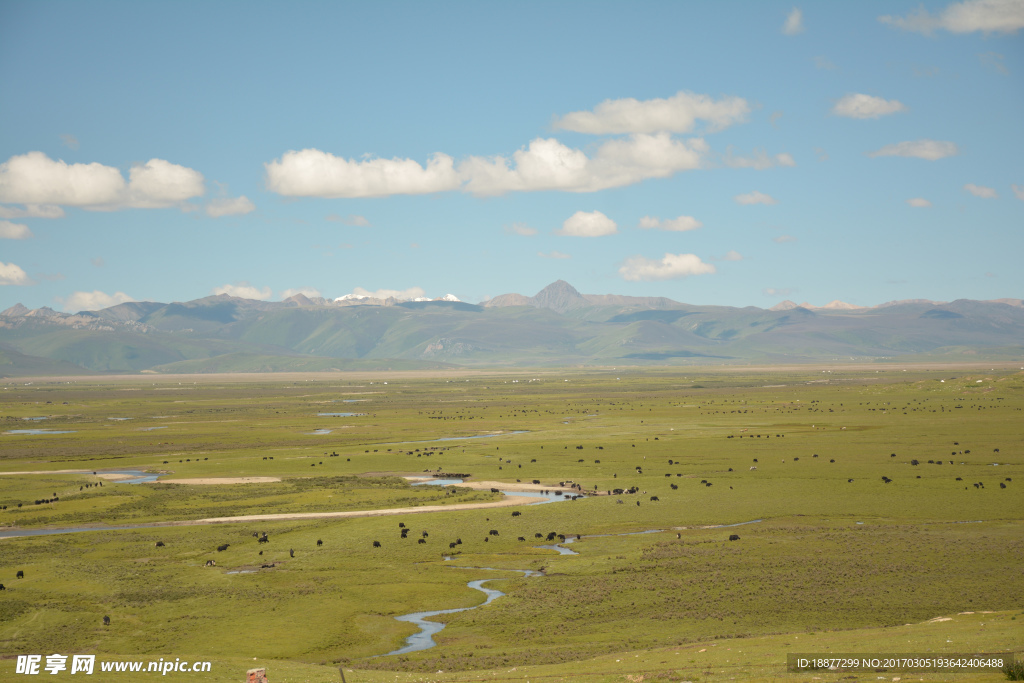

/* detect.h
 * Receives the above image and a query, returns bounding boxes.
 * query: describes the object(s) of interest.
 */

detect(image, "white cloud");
[538,251,571,259]
[813,55,837,70]
[868,140,958,161]
[907,197,933,207]
[557,210,618,237]
[764,287,795,297]
[723,149,796,170]
[123,159,205,208]
[619,253,716,281]
[0,262,30,286]
[964,183,998,198]
[773,234,797,243]
[638,215,702,232]
[0,152,204,211]
[280,287,322,299]
[505,222,538,236]
[206,196,255,218]
[880,0,1024,34]
[326,213,370,226]
[349,286,426,300]
[0,220,32,239]
[832,93,907,119]
[58,290,134,312]
[723,250,743,261]
[735,191,778,205]
[212,283,272,300]
[979,51,1010,74]
[783,7,805,35]
[1012,184,1024,201]
[460,134,707,196]
[0,204,64,219]
[265,148,460,198]
[553,91,750,135]
[814,147,829,162]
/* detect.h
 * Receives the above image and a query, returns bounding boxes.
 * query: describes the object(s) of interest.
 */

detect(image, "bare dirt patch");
[155,477,282,485]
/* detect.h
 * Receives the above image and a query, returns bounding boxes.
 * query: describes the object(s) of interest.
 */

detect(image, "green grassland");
[1,366,1022,682]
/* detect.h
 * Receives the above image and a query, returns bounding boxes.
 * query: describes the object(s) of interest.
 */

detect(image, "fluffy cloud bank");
[880,0,1024,34]
[461,134,707,195]
[557,210,618,237]
[553,91,750,134]
[620,253,716,281]
[264,92,765,198]
[638,215,702,232]
[0,152,205,211]
[212,283,272,300]
[868,140,958,160]
[0,262,30,286]
[832,93,907,119]
[265,149,460,199]
[58,290,134,312]
[0,220,32,239]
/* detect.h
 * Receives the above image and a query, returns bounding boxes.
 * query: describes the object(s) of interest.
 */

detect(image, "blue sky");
[1,0,1021,312]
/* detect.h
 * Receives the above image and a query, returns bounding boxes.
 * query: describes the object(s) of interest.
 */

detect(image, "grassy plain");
[1,366,1022,682]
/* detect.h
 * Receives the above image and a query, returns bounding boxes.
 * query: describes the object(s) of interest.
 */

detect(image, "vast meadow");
[1,366,1022,682]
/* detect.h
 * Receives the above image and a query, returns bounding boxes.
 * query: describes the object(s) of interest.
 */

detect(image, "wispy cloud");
[979,51,1009,74]
[538,251,571,259]
[880,0,1024,34]
[554,91,750,135]
[556,210,618,237]
[813,55,837,70]
[868,140,958,161]
[59,134,79,150]
[906,198,933,208]
[206,196,255,218]
[638,215,702,232]
[326,213,370,226]
[782,7,805,35]
[773,234,797,243]
[964,183,998,198]
[1012,184,1024,201]
[619,253,716,281]
[832,93,907,119]
[90,256,105,267]
[764,287,794,297]
[722,149,796,170]
[505,222,538,236]
[0,220,32,239]
[735,191,778,205]
[722,250,743,261]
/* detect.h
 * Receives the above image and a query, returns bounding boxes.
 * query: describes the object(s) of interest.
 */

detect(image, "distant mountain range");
[2,281,1022,375]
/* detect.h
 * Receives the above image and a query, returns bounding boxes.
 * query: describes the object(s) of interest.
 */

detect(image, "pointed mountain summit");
[532,280,588,313]
[770,300,799,311]
[1,303,31,317]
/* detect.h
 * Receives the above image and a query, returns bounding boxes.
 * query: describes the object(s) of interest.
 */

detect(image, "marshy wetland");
[1,367,1022,682]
